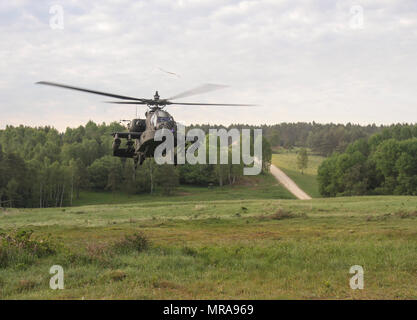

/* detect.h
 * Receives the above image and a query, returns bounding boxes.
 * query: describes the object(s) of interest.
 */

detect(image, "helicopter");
[36,81,254,169]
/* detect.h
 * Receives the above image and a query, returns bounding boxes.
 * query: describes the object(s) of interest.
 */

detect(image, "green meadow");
[272,150,326,198]
[1,179,416,299]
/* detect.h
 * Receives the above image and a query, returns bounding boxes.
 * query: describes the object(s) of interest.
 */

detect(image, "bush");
[112,232,150,254]
[16,279,37,292]
[394,210,417,219]
[85,242,113,263]
[0,230,55,268]
[104,269,127,281]
[258,209,307,221]
[270,209,295,220]
[182,246,198,257]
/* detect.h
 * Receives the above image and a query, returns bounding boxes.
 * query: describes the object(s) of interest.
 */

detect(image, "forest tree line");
[0,121,271,208]
[189,122,384,156]
[2,120,415,207]
[318,124,417,196]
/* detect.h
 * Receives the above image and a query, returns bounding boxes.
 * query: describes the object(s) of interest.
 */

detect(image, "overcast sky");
[1,0,416,131]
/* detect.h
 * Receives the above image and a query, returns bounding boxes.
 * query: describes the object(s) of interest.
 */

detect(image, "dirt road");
[270,164,312,200]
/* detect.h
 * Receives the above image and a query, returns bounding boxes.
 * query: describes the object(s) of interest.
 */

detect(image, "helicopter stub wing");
[112,132,142,139]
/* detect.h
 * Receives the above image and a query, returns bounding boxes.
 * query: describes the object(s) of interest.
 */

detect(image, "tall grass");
[0,196,416,299]
[0,230,55,268]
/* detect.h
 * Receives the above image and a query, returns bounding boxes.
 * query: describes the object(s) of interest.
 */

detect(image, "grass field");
[72,173,295,206]
[1,191,416,299]
[272,150,326,198]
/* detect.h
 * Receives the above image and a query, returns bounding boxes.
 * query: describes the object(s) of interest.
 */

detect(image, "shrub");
[112,232,150,254]
[105,269,127,281]
[86,242,113,262]
[182,246,198,257]
[0,230,55,268]
[270,209,295,220]
[394,210,417,219]
[16,279,37,292]
[258,209,307,221]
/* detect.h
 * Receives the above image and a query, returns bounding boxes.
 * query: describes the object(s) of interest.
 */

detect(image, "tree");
[317,127,417,197]
[106,162,122,192]
[0,144,4,196]
[262,136,272,173]
[267,132,280,147]
[143,158,156,193]
[178,163,216,185]
[297,148,308,174]
[88,156,122,190]
[154,164,179,195]
[122,160,136,195]
[134,163,151,194]
[6,178,19,207]
[72,159,88,199]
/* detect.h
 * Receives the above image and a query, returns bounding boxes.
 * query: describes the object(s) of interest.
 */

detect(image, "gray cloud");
[1,0,416,130]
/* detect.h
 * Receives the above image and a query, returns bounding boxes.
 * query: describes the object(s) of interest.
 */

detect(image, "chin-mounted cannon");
[111,132,140,158]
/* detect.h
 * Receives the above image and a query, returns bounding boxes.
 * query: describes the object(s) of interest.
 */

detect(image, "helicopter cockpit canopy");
[156,110,172,122]
[150,110,174,128]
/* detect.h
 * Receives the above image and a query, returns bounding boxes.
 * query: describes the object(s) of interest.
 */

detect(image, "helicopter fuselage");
[36,81,251,169]
[112,109,177,167]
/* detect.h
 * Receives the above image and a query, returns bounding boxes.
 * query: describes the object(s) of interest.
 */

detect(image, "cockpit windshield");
[157,117,171,122]
[150,111,172,127]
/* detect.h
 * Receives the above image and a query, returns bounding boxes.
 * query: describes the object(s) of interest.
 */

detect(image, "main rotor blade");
[36,81,146,101]
[105,101,147,104]
[167,83,229,100]
[169,102,256,106]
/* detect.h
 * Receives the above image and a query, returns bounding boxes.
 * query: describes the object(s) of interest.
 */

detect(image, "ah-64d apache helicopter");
[36,81,254,169]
